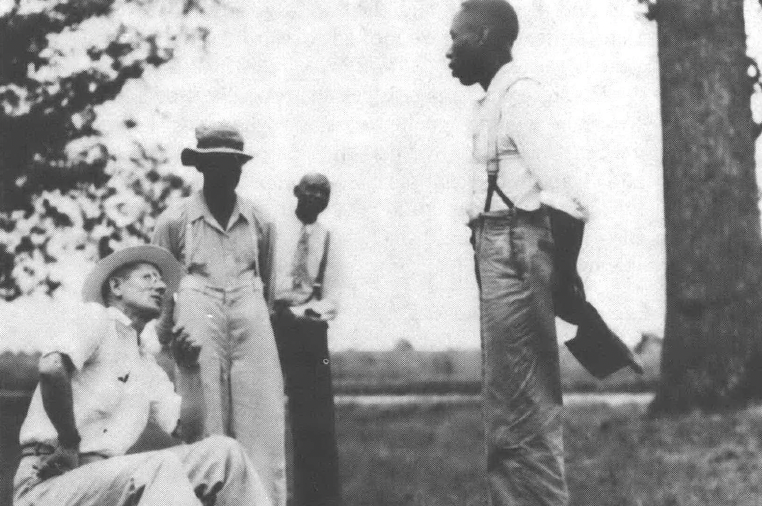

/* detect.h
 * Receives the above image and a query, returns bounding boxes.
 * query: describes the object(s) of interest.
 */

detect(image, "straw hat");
[81,245,184,306]
[180,122,254,167]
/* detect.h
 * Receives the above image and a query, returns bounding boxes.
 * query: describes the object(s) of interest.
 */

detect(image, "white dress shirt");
[18,304,181,457]
[470,61,589,222]
[274,214,340,321]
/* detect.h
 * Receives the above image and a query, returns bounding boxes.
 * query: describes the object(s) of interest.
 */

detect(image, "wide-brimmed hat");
[82,245,184,306]
[181,123,254,167]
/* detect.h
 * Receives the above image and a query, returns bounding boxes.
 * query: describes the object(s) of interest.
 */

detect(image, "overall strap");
[312,229,330,301]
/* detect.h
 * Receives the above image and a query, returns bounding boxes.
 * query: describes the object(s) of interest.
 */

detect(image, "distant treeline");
[0,334,662,396]
[332,334,661,394]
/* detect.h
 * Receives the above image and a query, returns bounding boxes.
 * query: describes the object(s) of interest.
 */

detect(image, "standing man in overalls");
[152,123,285,506]
[273,173,341,506]
[447,1,589,504]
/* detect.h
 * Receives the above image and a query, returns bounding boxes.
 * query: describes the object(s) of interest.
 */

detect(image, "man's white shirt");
[274,214,340,321]
[19,303,181,457]
[470,61,591,222]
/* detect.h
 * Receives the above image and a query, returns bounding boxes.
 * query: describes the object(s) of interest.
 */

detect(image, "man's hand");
[36,446,79,480]
[171,324,201,369]
[302,308,323,321]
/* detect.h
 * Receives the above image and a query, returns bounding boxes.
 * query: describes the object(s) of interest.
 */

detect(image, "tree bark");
[652,0,762,414]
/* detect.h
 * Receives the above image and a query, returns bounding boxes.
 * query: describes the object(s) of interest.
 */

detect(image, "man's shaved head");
[296,173,331,196]
[460,0,519,52]
[294,173,331,224]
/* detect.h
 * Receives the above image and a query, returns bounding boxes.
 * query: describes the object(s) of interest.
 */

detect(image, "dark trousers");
[274,313,341,506]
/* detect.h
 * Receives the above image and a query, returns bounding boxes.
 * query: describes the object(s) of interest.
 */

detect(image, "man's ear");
[293,185,300,197]
[108,277,123,300]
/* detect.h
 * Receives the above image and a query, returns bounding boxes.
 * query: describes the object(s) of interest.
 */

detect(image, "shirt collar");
[106,306,151,353]
[106,306,134,328]
[479,60,526,107]
[188,190,250,228]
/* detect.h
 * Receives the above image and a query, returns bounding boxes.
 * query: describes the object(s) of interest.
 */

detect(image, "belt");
[183,274,263,294]
[20,442,109,464]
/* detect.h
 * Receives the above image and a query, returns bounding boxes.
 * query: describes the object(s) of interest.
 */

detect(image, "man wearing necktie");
[273,173,341,506]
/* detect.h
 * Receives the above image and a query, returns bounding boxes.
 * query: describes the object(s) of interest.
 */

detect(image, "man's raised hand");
[171,324,201,368]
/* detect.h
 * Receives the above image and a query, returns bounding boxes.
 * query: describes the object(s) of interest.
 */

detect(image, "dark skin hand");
[36,446,79,481]
[170,324,201,368]
[274,300,324,324]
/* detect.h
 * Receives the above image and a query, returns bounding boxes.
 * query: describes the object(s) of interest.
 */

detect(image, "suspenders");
[484,145,515,213]
[483,78,525,214]
[312,230,330,302]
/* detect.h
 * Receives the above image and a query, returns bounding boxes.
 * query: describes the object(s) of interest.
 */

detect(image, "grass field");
[6,398,762,505]
[335,402,762,506]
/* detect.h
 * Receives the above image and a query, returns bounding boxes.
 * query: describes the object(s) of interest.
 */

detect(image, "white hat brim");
[81,245,185,306]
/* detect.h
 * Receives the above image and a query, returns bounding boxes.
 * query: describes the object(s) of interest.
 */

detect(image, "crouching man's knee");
[196,435,251,479]
[205,435,247,460]
[189,436,270,505]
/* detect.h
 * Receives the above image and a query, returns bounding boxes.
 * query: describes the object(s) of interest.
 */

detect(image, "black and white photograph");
[1,0,762,504]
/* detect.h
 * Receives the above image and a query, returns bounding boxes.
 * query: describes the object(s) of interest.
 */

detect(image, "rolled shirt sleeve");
[151,209,181,259]
[43,302,108,370]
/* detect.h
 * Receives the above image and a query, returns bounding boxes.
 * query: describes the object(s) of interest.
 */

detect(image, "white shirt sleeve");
[43,302,108,370]
[304,228,341,321]
[146,357,182,435]
[503,80,590,221]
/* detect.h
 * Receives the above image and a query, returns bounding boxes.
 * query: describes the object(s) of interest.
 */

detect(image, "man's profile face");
[196,154,244,193]
[447,10,487,86]
[110,263,166,319]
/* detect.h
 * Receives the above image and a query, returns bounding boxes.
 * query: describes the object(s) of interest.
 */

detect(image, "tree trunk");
[651,0,762,414]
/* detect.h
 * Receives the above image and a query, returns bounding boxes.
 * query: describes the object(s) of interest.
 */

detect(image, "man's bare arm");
[37,352,80,478]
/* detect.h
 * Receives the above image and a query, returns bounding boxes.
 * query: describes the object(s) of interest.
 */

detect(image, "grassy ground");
[335,402,762,506]
[6,398,762,505]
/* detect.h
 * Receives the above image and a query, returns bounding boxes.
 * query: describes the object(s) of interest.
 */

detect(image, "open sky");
[11,0,762,352]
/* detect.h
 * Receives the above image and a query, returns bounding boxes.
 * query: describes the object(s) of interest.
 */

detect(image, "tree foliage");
[0,0,213,300]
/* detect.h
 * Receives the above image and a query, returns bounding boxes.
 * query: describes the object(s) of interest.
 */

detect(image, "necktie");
[290,226,312,300]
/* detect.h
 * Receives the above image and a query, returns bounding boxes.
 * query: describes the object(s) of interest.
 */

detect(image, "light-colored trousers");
[473,208,568,506]
[13,435,271,506]
[175,274,286,506]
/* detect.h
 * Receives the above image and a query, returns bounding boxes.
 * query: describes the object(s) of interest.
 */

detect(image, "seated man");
[13,245,271,506]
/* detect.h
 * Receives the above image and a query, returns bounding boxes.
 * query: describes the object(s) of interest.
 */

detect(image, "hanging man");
[152,123,286,506]
[273,173,342,506]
